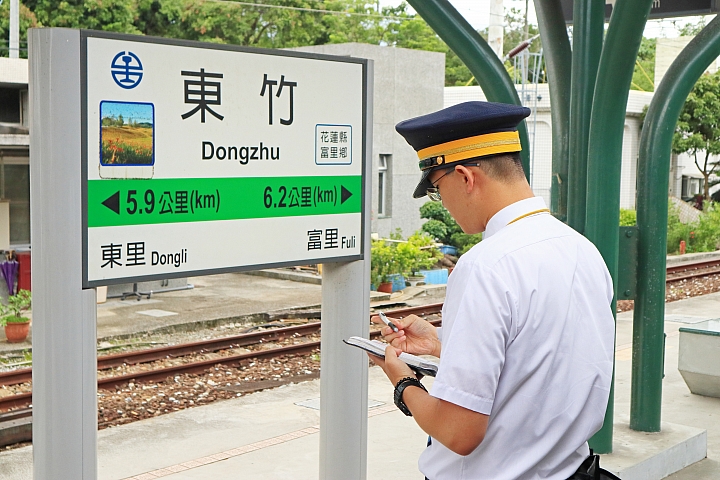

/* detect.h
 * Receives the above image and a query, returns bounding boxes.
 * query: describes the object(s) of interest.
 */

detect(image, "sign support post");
[30,28,99,479]
[320,64,372,477]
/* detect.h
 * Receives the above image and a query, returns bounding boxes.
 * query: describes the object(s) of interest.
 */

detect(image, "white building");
[445,84,654,210]
[6,40,713,253]
[291,43,445,238]
[0,57,29,248]
[656,36,720,201]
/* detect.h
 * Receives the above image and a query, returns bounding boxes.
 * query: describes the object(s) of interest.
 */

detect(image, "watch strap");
[394,377,427,416]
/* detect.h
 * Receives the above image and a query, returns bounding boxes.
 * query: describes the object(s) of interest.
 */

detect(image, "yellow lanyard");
[507,208,551,225]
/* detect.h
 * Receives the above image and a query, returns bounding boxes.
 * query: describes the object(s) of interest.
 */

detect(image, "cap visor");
[413,169,433,199]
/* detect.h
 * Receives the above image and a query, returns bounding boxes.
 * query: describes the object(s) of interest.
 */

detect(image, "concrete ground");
[634,293,720,480]
[1,271,720,478]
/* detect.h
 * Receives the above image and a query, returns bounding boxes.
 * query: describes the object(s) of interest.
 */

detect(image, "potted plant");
[396,233,443,286]
[1,289,31,343]
[371,239,399,293]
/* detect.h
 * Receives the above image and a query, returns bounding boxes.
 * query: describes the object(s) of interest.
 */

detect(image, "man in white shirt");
[370,101,616,479]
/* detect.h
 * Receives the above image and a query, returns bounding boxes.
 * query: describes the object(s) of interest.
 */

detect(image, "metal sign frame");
[80,30,369,288]
[32,28,372,480]
[561,0,719,23]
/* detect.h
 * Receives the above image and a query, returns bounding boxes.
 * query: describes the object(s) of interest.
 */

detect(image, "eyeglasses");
[426,162,481,202]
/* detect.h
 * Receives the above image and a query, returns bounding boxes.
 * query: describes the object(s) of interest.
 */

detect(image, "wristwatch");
[394,377,427,416]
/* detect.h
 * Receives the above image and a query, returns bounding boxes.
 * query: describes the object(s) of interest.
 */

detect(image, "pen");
[379,312,399,333]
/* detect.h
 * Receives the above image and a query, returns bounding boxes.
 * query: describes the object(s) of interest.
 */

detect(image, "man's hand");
[367,345,416,386]
[369,346,488,457]
[371,313,441,357]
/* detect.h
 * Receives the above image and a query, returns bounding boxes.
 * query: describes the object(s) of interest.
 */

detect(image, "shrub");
[619,209,637,226]
[395,232,442,276]
[690,202,720,252]
[452,232,484,255]
[419,201,479,253]
[370,239,399,287]
[665,202,720,254]
[0,290,31,325]
[420,201,462,245]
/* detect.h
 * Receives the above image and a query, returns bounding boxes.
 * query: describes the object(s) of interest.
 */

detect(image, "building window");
[20,90,28,126]
[378,154,391,217]
[0,88,21,124]
[0,153,30,245]
[681,175,703,200]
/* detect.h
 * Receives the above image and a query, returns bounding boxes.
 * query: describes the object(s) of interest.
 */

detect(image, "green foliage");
[673,71,720,200]
[371,231,442,286]
[0,2,38,58]
[370,238,399,287]
[420,201,482,253]
[452,232,484,256]
[419,201,461,245]
[666,202,720,254]
[420,219,448,243]
[667,203,691,254]
[690,202,720,252]
[419,201,481,254]
[394,232,442,276]
[631,37,655,92]
[0,290,31,325]
[675,18,708,36]
[619,209,637,226]
[502,8,542,57]
[13,0,547,86]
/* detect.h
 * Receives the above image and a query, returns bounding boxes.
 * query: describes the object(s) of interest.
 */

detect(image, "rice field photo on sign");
[100,101,154,166]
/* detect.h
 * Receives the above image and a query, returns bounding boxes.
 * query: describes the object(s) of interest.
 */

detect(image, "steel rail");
[666,258,720,275]
[96,341,322,390]
[0,322,323,388]
[0,303,443,388]
[0,304,443,412]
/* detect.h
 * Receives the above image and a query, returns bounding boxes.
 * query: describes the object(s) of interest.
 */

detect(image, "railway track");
[0,303,443,414]
[665,258,720,282]
[1,255,719,448]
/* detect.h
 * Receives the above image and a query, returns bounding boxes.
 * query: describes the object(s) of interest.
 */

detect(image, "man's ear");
[456,165,477,193]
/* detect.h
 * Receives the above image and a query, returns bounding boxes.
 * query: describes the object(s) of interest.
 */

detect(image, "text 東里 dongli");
[152,248,188,268]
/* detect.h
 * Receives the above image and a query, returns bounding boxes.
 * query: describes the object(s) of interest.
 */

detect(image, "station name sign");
[82,31,367,287]
[561,0,718,23]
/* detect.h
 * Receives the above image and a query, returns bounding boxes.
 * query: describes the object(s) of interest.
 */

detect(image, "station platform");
[1,273,720,478]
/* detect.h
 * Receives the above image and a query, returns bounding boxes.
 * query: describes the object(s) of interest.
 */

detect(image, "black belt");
[422,448,621,480]
[567,451,621,480]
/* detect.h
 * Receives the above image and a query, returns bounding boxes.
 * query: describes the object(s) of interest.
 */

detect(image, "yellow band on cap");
[417,131,521,167]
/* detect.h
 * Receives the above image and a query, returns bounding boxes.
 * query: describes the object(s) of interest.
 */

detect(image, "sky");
[101,102,154,124]
[378,0,714,39]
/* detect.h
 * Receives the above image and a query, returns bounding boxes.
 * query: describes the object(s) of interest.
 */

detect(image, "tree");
[0,1,39,58]
[9,0,537,86]
[631,37,655,92]
[673,71,720,201]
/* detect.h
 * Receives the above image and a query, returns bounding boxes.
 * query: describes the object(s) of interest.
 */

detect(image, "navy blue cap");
[395,101,530,198]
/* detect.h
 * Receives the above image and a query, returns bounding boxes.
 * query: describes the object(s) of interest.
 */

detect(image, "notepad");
[344,336,439,377]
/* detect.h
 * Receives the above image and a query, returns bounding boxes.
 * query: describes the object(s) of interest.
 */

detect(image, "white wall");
[291,43,445,238]
[445,85,652,210]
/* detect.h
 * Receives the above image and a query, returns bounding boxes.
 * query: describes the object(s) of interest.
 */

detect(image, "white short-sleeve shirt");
[419,197,615,480]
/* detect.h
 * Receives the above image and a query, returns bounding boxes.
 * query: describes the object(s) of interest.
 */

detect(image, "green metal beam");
[566,0,604,233]
[407,0,531,179]
[633,15,720,432]
[533,0,572,219]
[584,0,654,453]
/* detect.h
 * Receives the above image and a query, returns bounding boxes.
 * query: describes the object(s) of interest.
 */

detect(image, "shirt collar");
[482,197,549,240]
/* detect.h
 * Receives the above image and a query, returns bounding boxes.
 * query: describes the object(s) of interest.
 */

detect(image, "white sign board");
[82,32,367,287]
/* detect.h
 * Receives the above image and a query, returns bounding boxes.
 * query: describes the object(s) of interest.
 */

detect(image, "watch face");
[394,377,424,416]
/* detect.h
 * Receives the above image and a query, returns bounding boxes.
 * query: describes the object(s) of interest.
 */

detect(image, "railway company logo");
[111,51,143,89]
